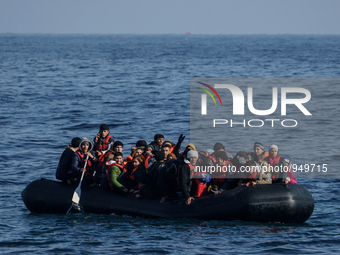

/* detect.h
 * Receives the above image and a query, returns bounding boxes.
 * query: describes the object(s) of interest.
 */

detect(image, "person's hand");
[94,133,100,142]
[178,134,185,144]
[186,197,194,205]
[160,197,166,203]
[123,188,128,193]
[81,168,86,172]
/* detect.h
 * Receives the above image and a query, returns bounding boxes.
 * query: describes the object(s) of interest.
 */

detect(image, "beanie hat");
[213,142,225,151]
[283,155,291,164]
[154,134,164,140]
[113,141,123,148]
[269,144,279,151]
[254,142,264,151]
[187,150,198,159]
[154,151,165,161]
[136,140,147,149]
[185,143,196,151]
[100,124,110,131]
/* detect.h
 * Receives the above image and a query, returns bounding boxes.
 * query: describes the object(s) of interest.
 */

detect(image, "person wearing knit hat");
[176,147,198,206]
[187,149,198,159]
[112,141,123,153]
[185,143,196,151]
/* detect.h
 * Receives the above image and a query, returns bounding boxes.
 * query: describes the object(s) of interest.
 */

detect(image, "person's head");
[113,141,123,153]
[213,142,225,153]
[79,138,93,153]
[132,156,143,169]
[254,142,265,157]
[246,160,257,174]
[215,151,228,166]
[283,155,291,167]
[187,150,198,166]
[136,140,147,150]
[185,143,196,151]
[161,144,171,159]
[99,124,110,138]
[134,148,144,157]
[114,152,123,165]
[154,134,164,146]
[247,152,256,161]
[163,141,174,147]
[145,145,153,155]
[71,137,81,148]
[154,151,165,161]
[167,153,177,161]
[269,144,279,157]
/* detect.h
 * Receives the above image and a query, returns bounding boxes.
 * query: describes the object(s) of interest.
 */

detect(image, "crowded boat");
[56,123,298,205]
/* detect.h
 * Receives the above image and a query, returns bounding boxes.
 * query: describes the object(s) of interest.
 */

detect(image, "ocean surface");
[1,34,340,254]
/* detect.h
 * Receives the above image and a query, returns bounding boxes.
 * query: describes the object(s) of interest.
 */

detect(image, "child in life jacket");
[105,152,128,193]
[283,156,297,184]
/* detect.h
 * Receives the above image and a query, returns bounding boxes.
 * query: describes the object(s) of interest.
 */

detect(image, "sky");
[0,0,339,34]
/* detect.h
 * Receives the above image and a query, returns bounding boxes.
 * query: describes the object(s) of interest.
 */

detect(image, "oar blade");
[72,186,81,204]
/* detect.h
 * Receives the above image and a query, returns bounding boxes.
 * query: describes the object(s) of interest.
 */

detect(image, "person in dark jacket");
[56,137,80,184]
[137,151,167,203]
[71,137,98,185]
[179,149,198,205]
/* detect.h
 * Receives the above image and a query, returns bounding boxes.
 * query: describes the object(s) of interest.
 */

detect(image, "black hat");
[154,134,164,140]
[154,151,165,161]
[136,140,147,149]
[100,124,110,131]
[213,142,225,151]
[113,141,123,148]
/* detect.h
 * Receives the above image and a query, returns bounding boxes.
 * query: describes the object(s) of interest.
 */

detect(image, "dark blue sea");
[1,34,340,254]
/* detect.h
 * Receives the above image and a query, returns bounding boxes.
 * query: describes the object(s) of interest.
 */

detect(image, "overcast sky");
[0,0,339,34]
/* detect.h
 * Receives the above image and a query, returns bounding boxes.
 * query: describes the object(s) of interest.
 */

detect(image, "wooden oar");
[67,155,89,213]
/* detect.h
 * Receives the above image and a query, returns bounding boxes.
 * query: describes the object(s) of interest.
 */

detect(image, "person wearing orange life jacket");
[71,137,97,185]
[105,152,128,192]
[95,140,124,186]
[265,144,286,183]
[93,124,114,158]
[238,160,259,187]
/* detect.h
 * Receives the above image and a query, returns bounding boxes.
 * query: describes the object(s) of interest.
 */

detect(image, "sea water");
[0,34,340,254]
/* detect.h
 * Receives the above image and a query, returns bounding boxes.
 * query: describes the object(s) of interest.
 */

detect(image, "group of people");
[56,124,297,205]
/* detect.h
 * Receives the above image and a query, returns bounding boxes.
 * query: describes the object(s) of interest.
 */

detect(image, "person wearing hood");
[56,137,80,184]
[265,144,286,183]
[71,137,98,185]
